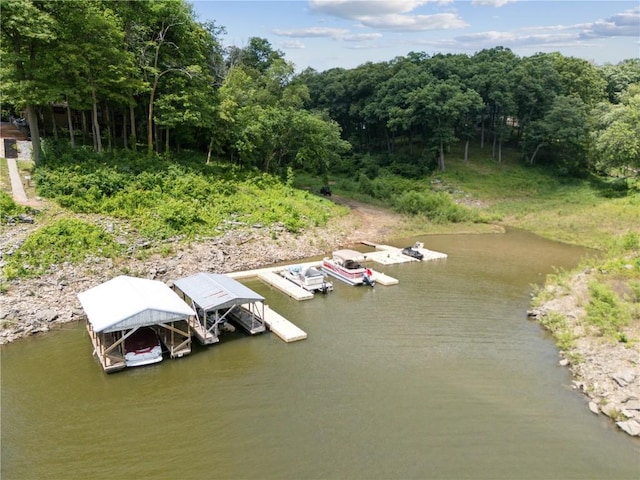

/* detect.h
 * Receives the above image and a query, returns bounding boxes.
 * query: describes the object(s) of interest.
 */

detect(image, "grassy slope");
[435,145,639,250]
[3,145,637,250]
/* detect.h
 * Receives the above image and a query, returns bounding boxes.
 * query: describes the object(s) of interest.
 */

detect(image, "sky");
[190,0,640,72]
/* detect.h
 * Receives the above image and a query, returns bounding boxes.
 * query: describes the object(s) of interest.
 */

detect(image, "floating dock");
[262,305,307,342]
[227,239,447,299]
[229,260,398,297]
[362,242,448,264]
[257,271,314,301]
[372,270,399,285]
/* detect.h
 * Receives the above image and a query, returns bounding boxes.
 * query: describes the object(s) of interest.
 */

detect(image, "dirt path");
[326,195,409,245]
[1,123,44,209]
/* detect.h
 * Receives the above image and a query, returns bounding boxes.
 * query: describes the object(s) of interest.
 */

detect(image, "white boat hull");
[321,260,374,287]
[124,327,164,368]
[125,346,163,367]
[281,266,333,293]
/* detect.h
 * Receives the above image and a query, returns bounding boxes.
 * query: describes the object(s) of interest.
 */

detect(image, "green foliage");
[3,219,122,279]
[0,192,30,221]
[332,168,480,224]
[585,282,630,338]
[33,145,342,240]
[393,190,478,223]
[539,312,576,351]
[629,281,640,302]
[621,232,639,251]
[590,85,640,174]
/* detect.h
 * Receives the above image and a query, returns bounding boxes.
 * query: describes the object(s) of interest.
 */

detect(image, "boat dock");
[228,239,449,295]
[231,261,399,293]
[372,270,399,285]
[257,271,314,301]
[262,305,307,342]
[362,242,448,264]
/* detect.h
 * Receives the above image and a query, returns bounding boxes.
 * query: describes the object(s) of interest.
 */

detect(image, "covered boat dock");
[171,273,266,345]
[78,276,196,373]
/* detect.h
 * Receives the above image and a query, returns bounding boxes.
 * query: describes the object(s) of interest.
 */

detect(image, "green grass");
[0,159,10,194]
[435,145,640,250]
[538,312,577,351]
[586,282,630,339]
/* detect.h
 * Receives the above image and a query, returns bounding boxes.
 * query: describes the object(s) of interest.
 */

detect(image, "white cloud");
[471,0,517,6]
[357,13,468,31]
[273,27,350,38]
[308,0,467,32]
[274,26,383,42]
[342,32,384,41]
[309,0,448,19]
[578,7,640,38]
[455,30,582,48]
[433,6,640,53]
[281,40,306,49]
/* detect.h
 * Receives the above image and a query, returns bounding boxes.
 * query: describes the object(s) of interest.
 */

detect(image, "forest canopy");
[1,0,639,180]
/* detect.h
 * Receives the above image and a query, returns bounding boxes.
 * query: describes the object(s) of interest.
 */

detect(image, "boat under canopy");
[78,275,196,372]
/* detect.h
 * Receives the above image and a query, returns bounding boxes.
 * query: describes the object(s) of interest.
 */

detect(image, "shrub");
[585,282,630,338]
[0,192,29,221]
[3,219,122,279]
[30,149,343,241]
[393,190,479,223]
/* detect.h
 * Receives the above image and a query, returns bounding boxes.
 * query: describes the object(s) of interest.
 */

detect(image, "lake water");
[2,229,639,479]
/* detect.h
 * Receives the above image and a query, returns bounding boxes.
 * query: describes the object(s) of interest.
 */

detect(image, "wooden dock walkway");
[262,305,307,342]
[187,317,219,345]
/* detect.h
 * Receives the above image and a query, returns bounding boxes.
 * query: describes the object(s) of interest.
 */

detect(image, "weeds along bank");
[528,234,640,437]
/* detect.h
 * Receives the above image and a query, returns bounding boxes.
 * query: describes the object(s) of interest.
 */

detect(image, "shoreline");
[1,205,639,438]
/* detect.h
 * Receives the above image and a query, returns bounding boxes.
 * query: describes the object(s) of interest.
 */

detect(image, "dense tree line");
[295,50,640,176]
[1,0,638,180]
[0,0,348,176]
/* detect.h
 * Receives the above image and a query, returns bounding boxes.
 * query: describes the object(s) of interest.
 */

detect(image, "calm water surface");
[2,229,639,479]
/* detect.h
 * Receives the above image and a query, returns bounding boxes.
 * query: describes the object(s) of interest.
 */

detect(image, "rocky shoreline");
[1,206,639,438]
[0,216,358,344]
[528,270,640,437]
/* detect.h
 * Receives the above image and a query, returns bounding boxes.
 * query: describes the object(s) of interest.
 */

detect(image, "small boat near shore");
[321,249,375,287]
[124,327,163,367]
[280,265,334,293]
[401,242,424,261]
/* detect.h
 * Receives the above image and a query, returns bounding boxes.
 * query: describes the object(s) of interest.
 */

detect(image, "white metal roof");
[172,272,264,312]
[78,276,196,333]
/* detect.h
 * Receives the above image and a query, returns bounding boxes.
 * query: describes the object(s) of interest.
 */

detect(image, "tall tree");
[550,53,607,106]
[363,59,429,153]
[470,47,519,150]
[55,0,134,153]
[0,0,58,164]
[136,0,212,157]
[523,95,590,173]
[591,84,640,175]
[409,79,483,171]
[511,53,562,143]
[600,58,640,103]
